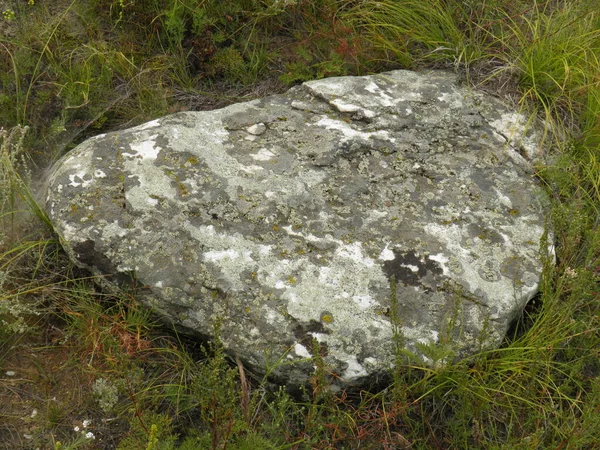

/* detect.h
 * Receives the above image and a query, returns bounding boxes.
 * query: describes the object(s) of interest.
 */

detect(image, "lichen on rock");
[44,69,552,390]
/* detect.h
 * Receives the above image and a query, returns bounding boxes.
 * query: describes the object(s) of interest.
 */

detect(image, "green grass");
[1,0,599,448]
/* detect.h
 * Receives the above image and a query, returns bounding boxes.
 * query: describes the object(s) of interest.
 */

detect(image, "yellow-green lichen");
[320,312,334,324]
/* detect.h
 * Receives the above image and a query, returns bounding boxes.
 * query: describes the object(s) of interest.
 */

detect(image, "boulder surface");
[44,70,550,390]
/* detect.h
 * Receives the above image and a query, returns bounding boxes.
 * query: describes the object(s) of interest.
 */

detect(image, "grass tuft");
[346,0,484,69]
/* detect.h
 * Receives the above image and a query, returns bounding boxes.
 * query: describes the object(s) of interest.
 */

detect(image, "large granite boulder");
[44,70,551,390]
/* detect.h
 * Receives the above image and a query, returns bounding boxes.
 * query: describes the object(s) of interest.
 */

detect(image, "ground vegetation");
[1,0,599,448]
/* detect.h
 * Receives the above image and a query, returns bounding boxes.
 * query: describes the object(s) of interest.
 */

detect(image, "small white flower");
[85,432,95,440]
[5,371,15,376]
[30,409,38,418]
[74,426,80,432]
[82,419,91,428]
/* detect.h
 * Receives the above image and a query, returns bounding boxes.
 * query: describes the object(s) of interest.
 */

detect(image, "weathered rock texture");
[44,70,550,390]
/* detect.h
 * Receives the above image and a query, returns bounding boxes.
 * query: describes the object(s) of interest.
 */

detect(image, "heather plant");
[0,125,30,221]
[0,125,43,355]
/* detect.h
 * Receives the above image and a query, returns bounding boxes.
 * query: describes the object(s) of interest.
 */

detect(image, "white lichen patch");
[136,119,161,131]
[342,355,367,380]
[239,164,264,173]
[401,264,419,273]
[364,210,388,225]
[100,220,130,240]
[304,77,359,98]
[184,224,275,290]
[335,242,375,268]
[429,330,439,343]
[282,225,333,244]
[249,327,260,337]
[428,253,449,275]
[401,324,440,347]
[204,249,247,262]
[424,214,542,322]
[488,112,541,160]
[329,99,359,113]
[363,81,395,107]
[123,154,177,210]
[247,123,267,135]
[436,91,464,108]
[318,266,339,288]
[309,332,327,343]
[293,343,311,358]
[265,308,279,325]
[353,295,375,309]
[379,244,395,261]
[68,172,92,188]
[329,99,376,118]
[314,116,393,144]
[250,148,276,161]
[493,187,513,208]
[127,135,160,160]
[60,222,80,241]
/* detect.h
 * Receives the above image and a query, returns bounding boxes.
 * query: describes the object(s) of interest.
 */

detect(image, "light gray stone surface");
[44,70,551,390]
